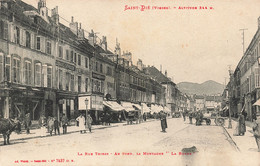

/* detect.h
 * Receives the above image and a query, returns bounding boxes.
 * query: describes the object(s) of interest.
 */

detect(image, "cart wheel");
[215,118,225,126]
[206,119,211,125]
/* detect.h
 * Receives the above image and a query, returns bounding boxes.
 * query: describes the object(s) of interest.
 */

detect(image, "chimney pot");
[71,16,74,23]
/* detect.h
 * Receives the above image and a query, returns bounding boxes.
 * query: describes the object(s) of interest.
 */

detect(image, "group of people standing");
[38,113,68,137]
[76,114,93,134]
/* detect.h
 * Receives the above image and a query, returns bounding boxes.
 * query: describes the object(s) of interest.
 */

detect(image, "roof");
[144,66,174,84]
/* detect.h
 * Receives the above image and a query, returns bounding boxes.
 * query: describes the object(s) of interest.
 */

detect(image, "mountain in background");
[177,80,224,95]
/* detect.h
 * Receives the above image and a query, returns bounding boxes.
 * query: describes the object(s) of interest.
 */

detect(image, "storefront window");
[35,63,41,86]
[24,60,32,85]
[13,57,20,83]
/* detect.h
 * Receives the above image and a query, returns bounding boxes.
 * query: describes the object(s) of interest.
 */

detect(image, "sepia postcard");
[0,0,260,165]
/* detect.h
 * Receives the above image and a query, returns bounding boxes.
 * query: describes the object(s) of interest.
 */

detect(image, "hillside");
[177,80,224,95]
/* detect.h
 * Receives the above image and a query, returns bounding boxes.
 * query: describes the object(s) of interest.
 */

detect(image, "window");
[24,61,32,85]
[85,78,89,92]
[59,46,63,58]
[100,63,103,73]
[36,37,41,50]
[66,50,69,60]
[70,50,74,62]
[35,63,41,86]
[47,66,52,88]
[78,54,81,66]
[13,58,20,83]
[15,26,20,44]
[71,75,74,91]
[95,62,98,72]
[78,76,81,92]
[5,55,11,82]
[74,53,77,63]
[107,66,112,76]
[65,72,70,91]
[46,41,51,54]
[3,22,8,40]
[255,68,260,88]
[0,53,3,81]
[25,31,31,48]
[0,21,8,40]
[58,69,63,89]
[85,57,89,68]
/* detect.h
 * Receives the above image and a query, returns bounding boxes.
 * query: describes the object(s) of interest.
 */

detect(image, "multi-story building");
[228,16,260,121]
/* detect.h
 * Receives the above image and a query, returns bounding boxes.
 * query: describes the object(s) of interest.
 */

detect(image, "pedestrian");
[86,114,93,133]
[39,115,47,137]
[234,113,246,136]
[24,113,31,134]
[188,112,193,124]
[183,111,186,121]
[54,117,60,135]
[76,114,86,134]
[61,113,68,134]
[252,117,260,152]
[48,117,54,136]
[242,110,247,121]
[160,111,167,133]
[143,113,147,121]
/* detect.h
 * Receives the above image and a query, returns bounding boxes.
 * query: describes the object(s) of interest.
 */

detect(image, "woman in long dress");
[76,114,86,134]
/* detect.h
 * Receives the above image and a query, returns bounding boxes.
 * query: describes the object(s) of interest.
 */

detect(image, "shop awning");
[141,103,151,113]
[132,103,142,110]
[103,101,125,112]
[151,104,160,113]
[253,99,260,106]
[158,105,164,112]
[120,102,136,112]
[163,106,171,113]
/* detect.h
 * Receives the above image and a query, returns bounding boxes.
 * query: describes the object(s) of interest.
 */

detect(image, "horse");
[0,118,21,145]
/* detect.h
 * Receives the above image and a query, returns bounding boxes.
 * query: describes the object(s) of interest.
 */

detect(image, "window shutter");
[31,33,34,49]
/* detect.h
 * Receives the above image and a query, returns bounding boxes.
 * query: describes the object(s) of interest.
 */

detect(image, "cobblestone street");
[2,118,258,166]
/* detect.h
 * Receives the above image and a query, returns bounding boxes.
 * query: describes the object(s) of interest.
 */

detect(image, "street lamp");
[228,69,232,129]
[85,98,89,117]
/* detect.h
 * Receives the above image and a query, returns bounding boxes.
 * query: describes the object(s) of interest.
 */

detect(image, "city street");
[1,118,259,166]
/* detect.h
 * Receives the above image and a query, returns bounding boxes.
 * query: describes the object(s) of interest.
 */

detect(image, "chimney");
[38,0,46,11]
[165,70,167,77]
[51,6,59,25]
[88,29,95,46]
[38,0,49,23]
[69,16,78,36]
[78,23,85,39]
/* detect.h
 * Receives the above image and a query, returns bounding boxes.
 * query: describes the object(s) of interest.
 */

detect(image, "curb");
[222,126,240,152]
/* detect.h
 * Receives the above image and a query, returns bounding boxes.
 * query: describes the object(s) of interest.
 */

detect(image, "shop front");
[78,94,103,124]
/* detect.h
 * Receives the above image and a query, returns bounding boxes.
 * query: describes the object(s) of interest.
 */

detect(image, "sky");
[23,0,260,84]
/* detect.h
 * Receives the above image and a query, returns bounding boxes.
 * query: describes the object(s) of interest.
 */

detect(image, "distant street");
[0,118,258,166]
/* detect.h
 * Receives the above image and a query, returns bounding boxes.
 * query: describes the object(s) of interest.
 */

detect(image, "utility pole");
[239,28,248,54]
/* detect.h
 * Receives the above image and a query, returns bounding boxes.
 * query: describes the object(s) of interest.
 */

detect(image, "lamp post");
[85,98,89,118]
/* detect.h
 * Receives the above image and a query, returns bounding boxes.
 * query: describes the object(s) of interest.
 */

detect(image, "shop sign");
[77,68,90,75]
[78,95,103,111]
[56,60,75,71]
[92,72,105,80]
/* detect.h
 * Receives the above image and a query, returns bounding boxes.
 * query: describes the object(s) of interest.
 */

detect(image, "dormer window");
[42,11,44,16]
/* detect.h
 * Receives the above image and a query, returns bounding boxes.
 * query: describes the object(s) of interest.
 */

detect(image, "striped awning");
[103,101,125,112]
[120,102,136,112]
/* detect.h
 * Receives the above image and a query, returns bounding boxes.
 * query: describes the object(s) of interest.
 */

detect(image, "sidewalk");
[0,118,158,144]
[223,119,258,153]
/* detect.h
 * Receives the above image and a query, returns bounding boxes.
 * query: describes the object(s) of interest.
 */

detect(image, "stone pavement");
[1,118,158,144]
[224,119,259,153]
